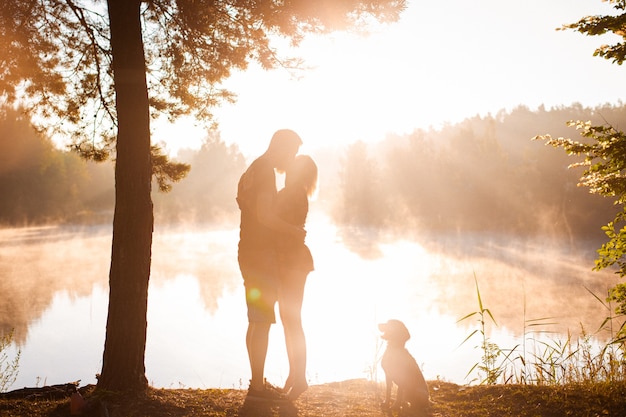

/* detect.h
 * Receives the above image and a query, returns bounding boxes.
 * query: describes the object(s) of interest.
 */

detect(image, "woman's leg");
[279,271,308,398]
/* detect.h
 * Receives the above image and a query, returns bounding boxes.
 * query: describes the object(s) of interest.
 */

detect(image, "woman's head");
[287,155,318,198]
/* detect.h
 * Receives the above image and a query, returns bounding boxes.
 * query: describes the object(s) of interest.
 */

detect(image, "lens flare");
[247,287,261,302]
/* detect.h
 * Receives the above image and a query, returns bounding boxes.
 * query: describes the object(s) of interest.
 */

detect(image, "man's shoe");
[247,383,290,403]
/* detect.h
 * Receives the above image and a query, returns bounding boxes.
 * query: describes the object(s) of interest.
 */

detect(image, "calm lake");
[0,211,619,389]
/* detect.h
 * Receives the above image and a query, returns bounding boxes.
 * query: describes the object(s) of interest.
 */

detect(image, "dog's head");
[378,319,411,346]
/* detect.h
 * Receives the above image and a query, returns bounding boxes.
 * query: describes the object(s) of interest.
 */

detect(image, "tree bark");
[98,0,153,393]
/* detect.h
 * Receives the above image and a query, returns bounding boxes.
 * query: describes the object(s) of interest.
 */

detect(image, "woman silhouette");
[276,154,318,400]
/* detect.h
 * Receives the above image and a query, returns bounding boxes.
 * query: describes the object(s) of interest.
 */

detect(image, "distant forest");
[0,106,247,226]
[331,103,624,242]
[0,103,623,241]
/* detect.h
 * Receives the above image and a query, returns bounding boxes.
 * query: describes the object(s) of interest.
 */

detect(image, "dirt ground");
[2,378,626,417]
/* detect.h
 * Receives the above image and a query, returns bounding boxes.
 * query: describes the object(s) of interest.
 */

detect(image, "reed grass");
[457,274,517,385]
[0,330,20,393]
[459,276,626,386]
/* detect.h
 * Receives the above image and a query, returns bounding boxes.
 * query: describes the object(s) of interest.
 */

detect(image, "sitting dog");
[379,319,430,416]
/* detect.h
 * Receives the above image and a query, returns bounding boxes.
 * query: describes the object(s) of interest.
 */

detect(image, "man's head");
[267,129,303,172]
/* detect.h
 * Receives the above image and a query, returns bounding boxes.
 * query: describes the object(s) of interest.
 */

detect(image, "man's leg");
[247,320,271,391]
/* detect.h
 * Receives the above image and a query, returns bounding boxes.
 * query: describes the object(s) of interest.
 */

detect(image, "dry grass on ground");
[2,379,626,417]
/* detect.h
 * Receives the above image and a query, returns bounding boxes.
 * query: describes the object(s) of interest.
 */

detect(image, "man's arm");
[256,189,306,242]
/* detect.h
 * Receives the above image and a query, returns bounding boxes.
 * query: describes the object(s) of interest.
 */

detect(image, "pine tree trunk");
[97,0,153,393]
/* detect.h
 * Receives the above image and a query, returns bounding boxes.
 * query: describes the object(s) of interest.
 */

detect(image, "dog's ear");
[399,327,410,343]
[398,322,410,342]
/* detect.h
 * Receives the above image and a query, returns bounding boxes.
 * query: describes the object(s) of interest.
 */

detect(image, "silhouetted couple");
[236,129,317,403]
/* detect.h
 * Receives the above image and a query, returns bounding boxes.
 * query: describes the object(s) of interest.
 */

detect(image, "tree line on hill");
[0,102,622,242]
[333,103,623,242]
[0,107,114,225]
[0,106,246,226]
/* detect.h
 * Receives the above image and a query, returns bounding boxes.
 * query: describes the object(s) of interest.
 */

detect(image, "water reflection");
[0,213,620,389]
[0,225,111,343]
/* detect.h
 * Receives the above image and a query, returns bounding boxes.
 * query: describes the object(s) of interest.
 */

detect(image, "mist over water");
[0,211,618,389]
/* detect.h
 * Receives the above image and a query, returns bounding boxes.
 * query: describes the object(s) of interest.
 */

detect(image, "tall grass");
[459,277,626,385]
[457,274,513,385]
[0,330,20,392]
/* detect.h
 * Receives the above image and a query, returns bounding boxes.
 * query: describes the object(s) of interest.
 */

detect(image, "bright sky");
[154,0,626,159]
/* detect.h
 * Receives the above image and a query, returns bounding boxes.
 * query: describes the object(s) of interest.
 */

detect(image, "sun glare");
[285,214,455,383]
[156,6,444,158]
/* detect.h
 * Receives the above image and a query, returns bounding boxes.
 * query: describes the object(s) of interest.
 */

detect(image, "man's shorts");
[238,249,279,323]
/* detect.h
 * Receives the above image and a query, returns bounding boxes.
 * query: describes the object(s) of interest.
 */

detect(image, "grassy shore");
[2,378,626,417]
